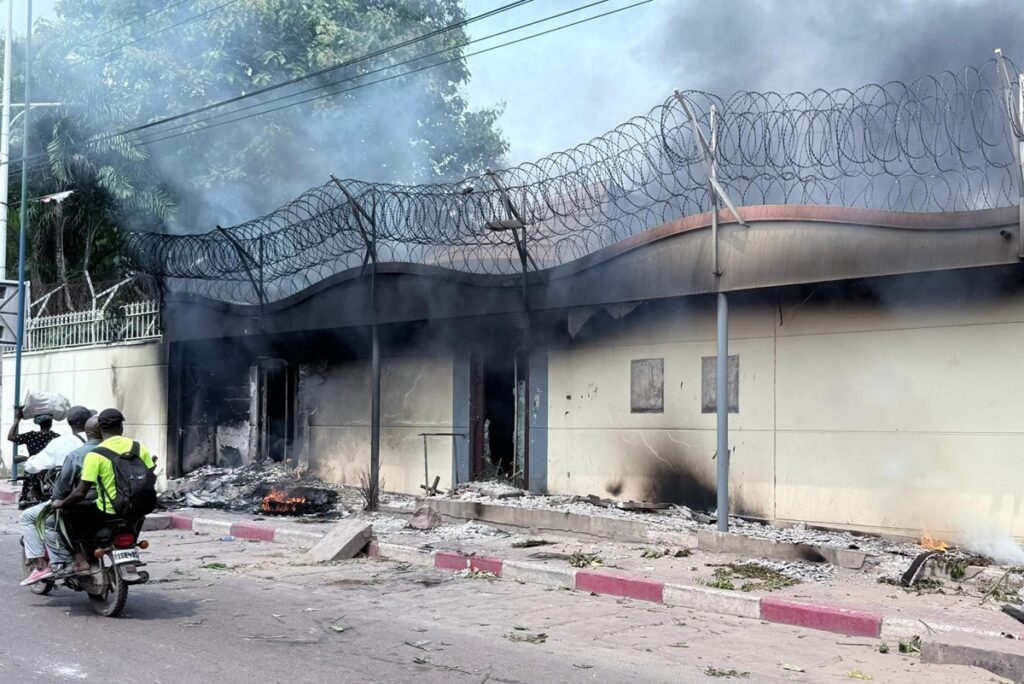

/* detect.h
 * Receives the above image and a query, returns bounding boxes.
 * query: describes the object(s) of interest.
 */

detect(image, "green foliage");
[40,0,508,230]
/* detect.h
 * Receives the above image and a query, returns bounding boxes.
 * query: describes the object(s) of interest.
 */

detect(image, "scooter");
[20,516,151,617]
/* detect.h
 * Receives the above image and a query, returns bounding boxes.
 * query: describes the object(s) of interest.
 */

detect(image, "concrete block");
[503,560,576,588]
[697,529,868,570]
[169,513,194,531]
[230,522,275,542]
[468,555,503,576]
[192,518,233,537]
[922,636,1024,683]
[663,583,761,619]
[760,598,881,638]
[274,528,324,549]
[575,570,664,603]
[377,542,434,567]
[435,550,469,570]
[141,514,172,531]
[306,520,373,563]
[881,617,1007,641]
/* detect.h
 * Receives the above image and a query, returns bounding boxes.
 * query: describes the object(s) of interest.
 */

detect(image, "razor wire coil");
[124,61,1023,304]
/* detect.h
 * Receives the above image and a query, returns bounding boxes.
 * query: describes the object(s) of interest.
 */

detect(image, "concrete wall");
[545,280,1024,538]
[1,340,168,484]
[301,354,454,495]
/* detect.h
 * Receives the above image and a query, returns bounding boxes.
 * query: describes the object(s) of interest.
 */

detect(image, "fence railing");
[6,300,162,353]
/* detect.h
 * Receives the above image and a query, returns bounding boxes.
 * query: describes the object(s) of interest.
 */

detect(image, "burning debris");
[260,486,339,516]
[160,462,346,517]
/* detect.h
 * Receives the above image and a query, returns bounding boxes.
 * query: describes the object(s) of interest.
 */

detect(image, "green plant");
[568,551,604,568]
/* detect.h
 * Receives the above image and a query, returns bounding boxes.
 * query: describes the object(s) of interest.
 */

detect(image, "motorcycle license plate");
[112,549,140,565]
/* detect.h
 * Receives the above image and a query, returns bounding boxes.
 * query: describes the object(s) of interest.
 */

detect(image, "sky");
[19,0,1024,171]
[463,0,1024,165]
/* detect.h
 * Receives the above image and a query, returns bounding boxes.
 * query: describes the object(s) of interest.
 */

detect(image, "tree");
[39,0,509,231]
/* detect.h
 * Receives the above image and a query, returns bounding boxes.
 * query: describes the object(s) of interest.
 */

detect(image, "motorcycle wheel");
[19,540,54,596]
[88,562,128,617]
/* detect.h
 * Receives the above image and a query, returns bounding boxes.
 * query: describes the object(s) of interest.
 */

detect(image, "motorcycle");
[20,515,151,617]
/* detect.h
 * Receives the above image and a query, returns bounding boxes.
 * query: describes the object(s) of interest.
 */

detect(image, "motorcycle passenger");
[19,407,95,586]
[20,415,103,586]
[50,409,156,576]
[8,407,59,458]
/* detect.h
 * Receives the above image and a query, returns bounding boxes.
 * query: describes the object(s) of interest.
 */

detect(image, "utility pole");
[0,0,12,280]
[11,0,30,481]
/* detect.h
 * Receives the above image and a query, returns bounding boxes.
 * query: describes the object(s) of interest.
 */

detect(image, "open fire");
[258,485,340,516]
[920,532,950,552]
[262,489,309,515]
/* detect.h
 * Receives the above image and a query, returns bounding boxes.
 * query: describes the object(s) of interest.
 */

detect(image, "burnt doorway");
[255,359,297,464]
[470,347,529,487]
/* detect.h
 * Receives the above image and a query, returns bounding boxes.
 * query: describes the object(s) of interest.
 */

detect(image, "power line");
[2,0,539,173]
[3,0,648,177]
[137,0,618,141]
[140,1,654,147]
[90,0,199,40]
[102,0,537,140]
[84,0,242,62]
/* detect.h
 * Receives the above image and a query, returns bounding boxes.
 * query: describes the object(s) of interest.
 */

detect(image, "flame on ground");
[920,532,949,552]
[262,489,308,514]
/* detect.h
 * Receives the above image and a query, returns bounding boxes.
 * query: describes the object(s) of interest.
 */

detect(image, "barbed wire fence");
[124,59,1023,305]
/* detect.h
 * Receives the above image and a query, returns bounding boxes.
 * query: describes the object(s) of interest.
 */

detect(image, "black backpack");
[93,441,157,518]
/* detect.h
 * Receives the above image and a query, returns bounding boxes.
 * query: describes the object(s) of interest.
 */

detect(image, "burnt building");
[137,71,1024,538]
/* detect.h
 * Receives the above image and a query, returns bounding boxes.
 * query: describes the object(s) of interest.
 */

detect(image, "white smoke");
[958,527,1024,566]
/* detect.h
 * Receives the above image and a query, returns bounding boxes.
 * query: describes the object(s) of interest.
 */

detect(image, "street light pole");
[10,0,30,481]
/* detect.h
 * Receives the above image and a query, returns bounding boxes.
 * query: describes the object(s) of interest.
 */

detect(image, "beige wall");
[547,285,1024,538]
[1,341,168,484]
[302,354,454,495]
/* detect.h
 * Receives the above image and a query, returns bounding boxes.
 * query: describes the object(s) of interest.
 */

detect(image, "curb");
[158,511,1012,648]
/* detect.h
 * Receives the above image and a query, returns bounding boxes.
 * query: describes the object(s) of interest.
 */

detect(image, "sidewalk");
[149,507,1024,647]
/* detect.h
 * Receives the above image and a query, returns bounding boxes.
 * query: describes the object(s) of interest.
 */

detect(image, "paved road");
[0,510,996,683]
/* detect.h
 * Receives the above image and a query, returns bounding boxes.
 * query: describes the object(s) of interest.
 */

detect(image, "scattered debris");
[407,505,444,531]
[329,624,346,633]
[780,663,805,672]
[704,563,800,593]
[846,669,873,680]
[878,575,945,594]
[454,481,527,499]
[1001,604,1024,626]
[900,551,938,587]
[511,539,550,548]
[898,636,921,656]
[703,666,749,678]
[980,571,1024,605]
[878,642,890,654]
[160,462,353,517]
[456,568,497,580]
[504,630,547,644]
[201,562,229,570]
[568,551,604,568]
[641,548,667,559]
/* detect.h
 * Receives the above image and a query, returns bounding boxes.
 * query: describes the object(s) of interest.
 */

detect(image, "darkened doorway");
[470,347,529,487]
[256,359,297,463]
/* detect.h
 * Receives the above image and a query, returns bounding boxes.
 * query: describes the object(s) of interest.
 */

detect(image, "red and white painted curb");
[147,512,1014,644]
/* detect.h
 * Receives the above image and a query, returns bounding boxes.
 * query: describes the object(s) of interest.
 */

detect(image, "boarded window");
[631,358,664,413]
[701,355,739,413]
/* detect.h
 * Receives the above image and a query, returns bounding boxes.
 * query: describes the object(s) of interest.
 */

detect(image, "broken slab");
[406,505,443,530]
[922,633,1024,682]
[425,498,649,542]
[697,529,869,570]
[306,520,373,563]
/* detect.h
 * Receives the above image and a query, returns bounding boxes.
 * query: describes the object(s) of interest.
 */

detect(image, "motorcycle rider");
[18,407,95,586]
[50,409,156,576]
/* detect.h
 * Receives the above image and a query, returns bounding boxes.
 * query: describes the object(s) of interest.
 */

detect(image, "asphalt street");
[0,509,997,683]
